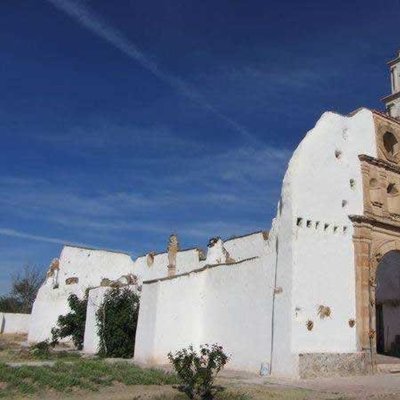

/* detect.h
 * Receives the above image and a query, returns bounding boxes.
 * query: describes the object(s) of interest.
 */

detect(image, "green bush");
[51,294,88,350]
[168,344,230,400]
[29,340,51,359]
[96,287,140,358]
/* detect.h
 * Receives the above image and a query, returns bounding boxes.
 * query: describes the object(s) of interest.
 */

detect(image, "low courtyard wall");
[134,256,274,373]
[0,312,31,334]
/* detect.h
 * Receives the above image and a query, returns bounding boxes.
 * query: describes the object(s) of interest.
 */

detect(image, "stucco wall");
[0,312,31,334]
[134,249,202,283]
[270,109,378,376]
[135,256,274,373]
[224,232,267,262]
[83,285,138,354]
[29,246,134,343]
[83,286,109,354]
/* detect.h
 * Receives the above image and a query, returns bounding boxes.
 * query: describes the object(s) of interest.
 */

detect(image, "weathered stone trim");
[298,353,370,379]
[359,154,400,174]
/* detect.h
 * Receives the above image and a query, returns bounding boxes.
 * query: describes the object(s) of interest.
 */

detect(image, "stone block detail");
[298,352,370,379]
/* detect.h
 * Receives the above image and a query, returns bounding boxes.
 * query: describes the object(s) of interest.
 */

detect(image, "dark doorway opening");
[376,251,400,357]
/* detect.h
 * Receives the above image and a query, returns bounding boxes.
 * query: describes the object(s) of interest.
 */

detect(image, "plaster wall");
[389,101,400,120]
[0,312,31,334]
[29,246,134,343]
[287,109,377,354]
[28,284,84,343]
[135,256,274,372]
[57,246,134,289]
[269,109,378,377]
[83,286,109,354]
[133,249,202,283]
[223,232,267,261]
[83,285,138,354]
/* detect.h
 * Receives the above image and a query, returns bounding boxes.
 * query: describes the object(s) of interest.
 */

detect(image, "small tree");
[96,287,140,358]
[168,344,230,400]
[0,265,43,313]
[51,294,88,350]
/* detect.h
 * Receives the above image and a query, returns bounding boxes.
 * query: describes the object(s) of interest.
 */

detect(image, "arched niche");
[383,132,399,157]
[387,182,400,215]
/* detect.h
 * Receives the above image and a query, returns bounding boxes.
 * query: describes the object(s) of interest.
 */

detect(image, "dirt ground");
[4,334,400,399]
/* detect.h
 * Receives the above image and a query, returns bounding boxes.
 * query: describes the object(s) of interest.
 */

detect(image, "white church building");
[28,51,400,378]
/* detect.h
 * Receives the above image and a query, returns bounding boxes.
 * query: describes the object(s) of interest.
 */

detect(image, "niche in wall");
[387,182,400,216]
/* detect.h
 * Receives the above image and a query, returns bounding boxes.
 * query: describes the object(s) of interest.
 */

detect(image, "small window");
[296,218,303,227]
[383,132,399,157]
[387,183,399,195]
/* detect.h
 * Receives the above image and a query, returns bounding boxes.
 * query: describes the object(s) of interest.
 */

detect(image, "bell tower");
[383,50,400,120]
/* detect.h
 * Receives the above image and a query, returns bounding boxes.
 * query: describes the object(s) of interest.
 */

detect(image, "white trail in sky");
[45,0,259,144]
[0,228,85,246]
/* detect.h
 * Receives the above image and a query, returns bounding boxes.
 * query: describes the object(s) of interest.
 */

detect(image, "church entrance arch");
[375,250,400,356]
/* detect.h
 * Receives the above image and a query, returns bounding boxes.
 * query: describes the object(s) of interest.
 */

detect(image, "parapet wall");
[134,256,274,373]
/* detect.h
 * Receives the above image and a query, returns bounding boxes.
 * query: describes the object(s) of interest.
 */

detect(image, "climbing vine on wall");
[96,287,140,358]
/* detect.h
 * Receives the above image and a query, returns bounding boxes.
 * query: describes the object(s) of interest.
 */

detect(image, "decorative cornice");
[388,54,400,67]
[358,154,400,174]
[382,91,400,103]
[349,214,400,232]
[372,110,400,126]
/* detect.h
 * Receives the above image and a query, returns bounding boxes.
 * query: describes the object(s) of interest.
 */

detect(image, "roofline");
[143,256,259,285]
[62,244,132,256]
[224,230,269,242]
[381,91,400,103]
[388,54,400,67]
[135,247,203,260]
[372,109,400,126]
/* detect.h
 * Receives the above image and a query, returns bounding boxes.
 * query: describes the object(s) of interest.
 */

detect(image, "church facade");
[28,51,400,378]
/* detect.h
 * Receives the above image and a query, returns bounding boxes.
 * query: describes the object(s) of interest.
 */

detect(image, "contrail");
[0,228,87,247]
[45,0,258,144]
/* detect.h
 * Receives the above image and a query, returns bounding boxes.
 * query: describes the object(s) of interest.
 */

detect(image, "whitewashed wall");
[0,312,31,334]
[270,108,378,377]
[28,246,135,343]
[134,248,202,283]
[83,285,138,354]
[224,232,267,262]
[83,286,109,354]
[135,256,274,373]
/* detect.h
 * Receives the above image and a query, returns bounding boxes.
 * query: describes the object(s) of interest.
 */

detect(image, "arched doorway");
[376,250,400,357]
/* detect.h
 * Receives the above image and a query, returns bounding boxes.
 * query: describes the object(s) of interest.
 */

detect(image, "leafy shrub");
[30,340,51,359]
[96,287,140,358]
[51,294,88,350]
[168,344,230,400]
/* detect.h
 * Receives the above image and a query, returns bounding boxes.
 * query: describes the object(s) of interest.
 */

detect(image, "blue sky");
[1,0,399,294]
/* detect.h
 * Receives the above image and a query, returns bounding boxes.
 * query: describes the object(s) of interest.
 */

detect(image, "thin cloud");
[0,228,88,247]
[45,0,258,144]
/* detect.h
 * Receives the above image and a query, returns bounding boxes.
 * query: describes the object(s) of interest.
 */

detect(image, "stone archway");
[351,217,400,364]
[375,250,400,357]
